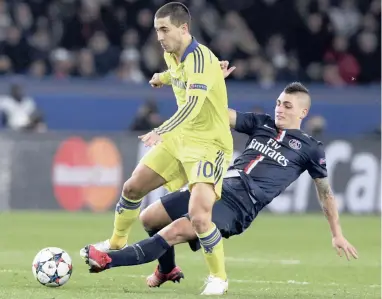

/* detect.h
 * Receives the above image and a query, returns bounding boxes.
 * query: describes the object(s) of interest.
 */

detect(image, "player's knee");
[189,213,211,233]
[160,218,195,245]
[139,200,172,231]
[122,178,144,200]
[139,207,160,230]
[139,209,152,230]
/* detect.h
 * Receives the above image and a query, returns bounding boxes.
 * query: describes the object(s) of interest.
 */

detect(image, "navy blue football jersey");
[230,112,327,205]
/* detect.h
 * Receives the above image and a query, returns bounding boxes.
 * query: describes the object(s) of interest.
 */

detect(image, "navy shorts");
[161,177,262,251]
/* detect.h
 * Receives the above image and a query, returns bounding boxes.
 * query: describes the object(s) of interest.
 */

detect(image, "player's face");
[274,92,307,129]
[154,16,185,54]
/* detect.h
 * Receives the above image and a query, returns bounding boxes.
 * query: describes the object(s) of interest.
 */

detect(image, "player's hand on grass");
[332,235,358,261]
[138,130,162,147]
[149,73,164,88]
[219,60,236,79]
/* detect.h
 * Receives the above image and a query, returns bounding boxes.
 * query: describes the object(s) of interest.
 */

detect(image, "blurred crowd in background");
[0,0,379,86]
[0,0,380,135]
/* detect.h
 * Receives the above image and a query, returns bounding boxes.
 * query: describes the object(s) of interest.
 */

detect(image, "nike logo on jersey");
[264,124,276,130]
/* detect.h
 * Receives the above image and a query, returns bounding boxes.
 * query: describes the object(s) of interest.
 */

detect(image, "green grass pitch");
[0,212,380,299]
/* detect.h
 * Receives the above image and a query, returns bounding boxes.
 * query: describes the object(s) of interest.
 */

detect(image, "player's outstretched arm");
[314,178,359,260]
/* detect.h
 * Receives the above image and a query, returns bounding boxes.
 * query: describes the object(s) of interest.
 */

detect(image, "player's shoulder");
[182,39,218,68]
[238,112,273,126]
[303,132,324,145]
[197,43,216,56]
[253,113,274,125]
[261,113,274,122]
[294,131,325,151]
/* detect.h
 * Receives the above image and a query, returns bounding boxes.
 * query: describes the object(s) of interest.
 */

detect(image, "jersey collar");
[180,37,199,63]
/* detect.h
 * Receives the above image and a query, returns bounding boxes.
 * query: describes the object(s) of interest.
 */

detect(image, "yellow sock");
[109,195,142,249]
[197,223,227,280]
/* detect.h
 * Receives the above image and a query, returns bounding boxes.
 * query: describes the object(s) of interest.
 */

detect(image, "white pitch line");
[225,256,301,265]
[2,269,379,289]
[177,255,380,267]
[230,279,309,285]
[280,260,301,265]
[0,269,15,273]
[369,285,380,288]
[177,255,301,265]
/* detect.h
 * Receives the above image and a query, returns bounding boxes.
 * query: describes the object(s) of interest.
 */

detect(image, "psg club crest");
[289,139,301,150]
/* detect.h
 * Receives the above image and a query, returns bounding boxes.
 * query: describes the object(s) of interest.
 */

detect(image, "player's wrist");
[331,229,343,238]
[153,128,162,135]
[329,224,343,238]
[158,72,169,85]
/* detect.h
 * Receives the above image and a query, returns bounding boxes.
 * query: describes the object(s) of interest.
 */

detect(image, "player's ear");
[180,23,188,34]
[300,108,308,120]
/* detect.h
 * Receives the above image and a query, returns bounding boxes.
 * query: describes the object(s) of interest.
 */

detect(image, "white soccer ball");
[32,247,73,287]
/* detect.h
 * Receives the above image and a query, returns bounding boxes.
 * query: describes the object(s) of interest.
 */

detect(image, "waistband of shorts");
[224,169,241,178]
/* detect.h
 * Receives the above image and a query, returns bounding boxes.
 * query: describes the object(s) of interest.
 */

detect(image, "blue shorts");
[160,177,263,251]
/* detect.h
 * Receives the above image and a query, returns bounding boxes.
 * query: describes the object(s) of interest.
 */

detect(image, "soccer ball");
[32,247,73,287]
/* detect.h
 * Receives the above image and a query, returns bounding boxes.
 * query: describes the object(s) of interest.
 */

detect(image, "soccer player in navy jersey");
[84,81,358,295]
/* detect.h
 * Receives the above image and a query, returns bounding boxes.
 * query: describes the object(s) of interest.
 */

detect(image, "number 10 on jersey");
[197,161,213,178]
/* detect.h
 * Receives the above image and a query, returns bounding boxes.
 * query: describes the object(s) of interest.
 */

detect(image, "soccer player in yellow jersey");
[81,2,233,295]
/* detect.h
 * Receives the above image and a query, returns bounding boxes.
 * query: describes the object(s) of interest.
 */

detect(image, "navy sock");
[108,234,170,268]
[147,229,176,274]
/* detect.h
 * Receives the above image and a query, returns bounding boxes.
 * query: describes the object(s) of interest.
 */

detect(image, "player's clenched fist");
[149,73,164,88]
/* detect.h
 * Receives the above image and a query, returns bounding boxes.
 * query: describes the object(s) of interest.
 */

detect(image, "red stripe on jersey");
[244,155,264,174]
[276,130,286,142]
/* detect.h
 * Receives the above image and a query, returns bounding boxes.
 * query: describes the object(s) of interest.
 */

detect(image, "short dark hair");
[155,2,191,27]
[284,82,309,95]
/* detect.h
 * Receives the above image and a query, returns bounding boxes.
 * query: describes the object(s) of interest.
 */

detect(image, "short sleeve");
[183,51,214,96]
[307,143,328,179]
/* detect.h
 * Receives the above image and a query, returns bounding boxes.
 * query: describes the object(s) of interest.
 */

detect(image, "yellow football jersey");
[156,38,233,152]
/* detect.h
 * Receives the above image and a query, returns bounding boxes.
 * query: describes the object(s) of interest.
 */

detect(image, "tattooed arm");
[314,177,342,238]
[314,177,358,260]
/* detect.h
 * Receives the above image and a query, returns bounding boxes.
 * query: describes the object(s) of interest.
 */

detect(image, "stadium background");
[0,1,380,298]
